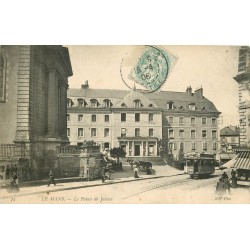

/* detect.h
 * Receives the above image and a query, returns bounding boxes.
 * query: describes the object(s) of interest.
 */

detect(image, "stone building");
[234,46,250,147]
[0,45,72,179]
[67,82,220,159]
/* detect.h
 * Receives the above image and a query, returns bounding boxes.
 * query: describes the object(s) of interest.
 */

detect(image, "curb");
[0,172,185,200]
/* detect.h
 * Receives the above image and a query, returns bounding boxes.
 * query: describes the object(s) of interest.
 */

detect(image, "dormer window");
[134,99,142,108]
[166,101,175,110]
[90,99,99,108]
[121,103,127,107]
[103,99,112,108]
[179,106,183,110]
[67,98,73,107]
[77,98,86,107]
[148,104,154,108]
[188,103,196,111]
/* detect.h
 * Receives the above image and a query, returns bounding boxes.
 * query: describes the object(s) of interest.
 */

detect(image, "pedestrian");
[231,169,236,177]
[216,177,226,196]
[230,174,238,188]
[8,172,19,193]
[101,167,107,183]
[47,170,56,187]
[134,165,139,178]
[222,172,231,194]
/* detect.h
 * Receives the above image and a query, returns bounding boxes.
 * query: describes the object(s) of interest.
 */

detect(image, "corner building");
[67,82,220,159]
[0,45,72,179]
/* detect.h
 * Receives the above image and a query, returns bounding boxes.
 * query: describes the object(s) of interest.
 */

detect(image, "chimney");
[186,86,192,95]
[81,80,89,89]
[195,87,203,98]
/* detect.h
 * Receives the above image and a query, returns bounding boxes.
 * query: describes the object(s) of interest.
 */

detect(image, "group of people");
[216,169,238,196]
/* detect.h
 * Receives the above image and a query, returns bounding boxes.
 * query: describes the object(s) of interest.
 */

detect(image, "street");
[3,170,249,204]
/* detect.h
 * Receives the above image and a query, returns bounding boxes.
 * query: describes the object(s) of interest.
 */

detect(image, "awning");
[234,151,250,170]
[220,155,238,169]
[220,153,236,160]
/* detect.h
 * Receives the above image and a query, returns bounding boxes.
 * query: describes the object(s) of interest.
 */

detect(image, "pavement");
[0,165,183,199]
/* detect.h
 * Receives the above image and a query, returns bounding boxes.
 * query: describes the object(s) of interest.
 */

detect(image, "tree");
[110,147,126,165]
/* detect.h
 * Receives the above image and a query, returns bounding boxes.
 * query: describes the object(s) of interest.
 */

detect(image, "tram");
[184,152,215,179]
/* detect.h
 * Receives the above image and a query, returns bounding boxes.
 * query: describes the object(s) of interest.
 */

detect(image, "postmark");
[128,45,178,93]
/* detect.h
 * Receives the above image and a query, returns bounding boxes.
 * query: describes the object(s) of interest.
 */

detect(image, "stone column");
[47,69,58,137]
[59,83,67,137]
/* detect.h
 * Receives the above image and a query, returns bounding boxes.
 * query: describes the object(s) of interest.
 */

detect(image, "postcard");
[0,45,249,204]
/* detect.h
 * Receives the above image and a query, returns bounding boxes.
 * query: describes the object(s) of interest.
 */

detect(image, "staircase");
[121,157,167,166]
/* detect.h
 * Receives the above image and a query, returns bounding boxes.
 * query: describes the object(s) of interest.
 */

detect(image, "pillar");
[47,69,59,137]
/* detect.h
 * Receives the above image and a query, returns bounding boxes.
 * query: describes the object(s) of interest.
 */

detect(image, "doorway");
[134,145,140,156]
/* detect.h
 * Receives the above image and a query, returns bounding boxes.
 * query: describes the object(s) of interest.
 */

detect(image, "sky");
[67,45,240,128]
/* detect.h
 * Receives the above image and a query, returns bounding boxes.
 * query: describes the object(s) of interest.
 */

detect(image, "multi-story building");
[220,126,240,152]
[67,82,220,158]
[0,45,72,179]
[234,46,250,147]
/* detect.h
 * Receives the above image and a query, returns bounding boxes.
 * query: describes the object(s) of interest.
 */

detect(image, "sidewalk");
[0,165,183,199]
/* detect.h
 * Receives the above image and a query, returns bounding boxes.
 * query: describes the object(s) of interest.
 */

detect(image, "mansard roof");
[68,87,220,113]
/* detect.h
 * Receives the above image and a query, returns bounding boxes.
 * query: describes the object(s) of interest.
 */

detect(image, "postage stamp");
[128,46,178,92]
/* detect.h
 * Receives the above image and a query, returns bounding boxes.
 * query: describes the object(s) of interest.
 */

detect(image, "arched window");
[121,103,127,107]
[134,99,142,108]
[90,99,99,108]
[188,103,196,111]
[78,114,83,122]
[77,98,86,107]
[103,99,112,108]
[148,104,154,108]
[166,101,175,110]
[0,54,6,102]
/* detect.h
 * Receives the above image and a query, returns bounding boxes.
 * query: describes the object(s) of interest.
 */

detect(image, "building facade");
[220,126,240,152]
[0,45,72,179]
[234,46,250,147]
[67,82,220,159]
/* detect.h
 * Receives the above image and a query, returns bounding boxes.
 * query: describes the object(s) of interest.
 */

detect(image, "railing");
[56,145,101,156]
[0,143,30,159]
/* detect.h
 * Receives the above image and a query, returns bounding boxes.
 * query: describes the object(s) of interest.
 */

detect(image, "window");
[103,99,112,107]
[91,114,96,122]
[191,142,196,150]
[77,98,85,107]
[121,103,127,107]
[231,137,236,143]
[212,142,217,150]
[202,130,207,138]
[169,116,174,124]
[0,54,6,102]
[173,142,177,150]
[78,114,83,122]
[67,98,73,107]
[121,113,126,122]
[167,101,174,110]
[149,128,154,137]
[78,128,84,137]
[180,142,185,150]
[67,114,70,122]
[191,117,196,124]
[67,128,70,137]
[135,128,140,137]
[179,129,184,138]
[202,142,207,150]
[90,99,98,108]
[148,104,154,108]
[149,113,154,122]
[134,99,142,108]
[91,128,97,137]
[169,129,174,139]
[104,128,110,137]
[212,118,216,124]
[104,115,109,122]
[191,130,196,139]
[212,130,217,138]
[135,113,140,122]
[202,117,207,124]
[189,103,196,110]
[179,117,184,124]
[121,128,126,137]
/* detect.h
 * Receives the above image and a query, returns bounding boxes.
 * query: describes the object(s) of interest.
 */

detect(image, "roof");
[234,151,250,170]
[68,87,220,113]
[220,126,240,136]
